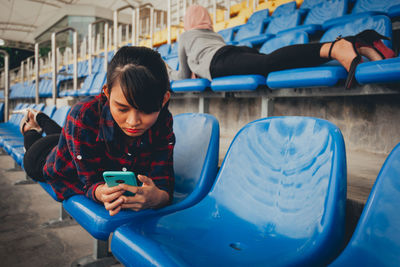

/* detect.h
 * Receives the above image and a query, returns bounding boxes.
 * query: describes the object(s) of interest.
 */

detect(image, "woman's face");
[105,81,170,138]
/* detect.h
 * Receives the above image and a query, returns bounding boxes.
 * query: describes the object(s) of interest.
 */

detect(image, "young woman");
[21,46,175,216]
[167,4,395,89]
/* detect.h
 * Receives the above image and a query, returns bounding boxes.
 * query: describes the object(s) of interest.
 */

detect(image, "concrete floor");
[0,148,388,267]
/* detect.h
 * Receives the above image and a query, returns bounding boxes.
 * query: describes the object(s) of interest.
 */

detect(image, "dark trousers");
[210,43,329,78]
[23,113,62,181]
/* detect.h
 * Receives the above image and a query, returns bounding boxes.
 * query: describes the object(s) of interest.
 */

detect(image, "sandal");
[329,29,396,89]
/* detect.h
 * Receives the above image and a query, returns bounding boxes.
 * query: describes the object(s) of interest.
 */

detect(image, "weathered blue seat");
[111,116,347,267]
[355,56,400,85]
[330,143,400,266]
[266,15,393,89]
[280,0,349,35]
[259,31,309,54]
[62,113,220,241]
[323,0,400,30]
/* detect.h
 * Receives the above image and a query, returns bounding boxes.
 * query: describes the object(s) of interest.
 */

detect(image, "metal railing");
[51,27,78,105]
[88,20,110,75]
[0,50,9,122]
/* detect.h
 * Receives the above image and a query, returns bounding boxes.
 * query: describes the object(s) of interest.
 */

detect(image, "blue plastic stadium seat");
[355,57,400,84]
[352,0,400,16]
[238,10,301,47]
[323,0,400,29]
[164,42,179,59]
[389,4,400,17]
[266,15,393,89]
[330,143,400,266]
[165,56,179,71]
[62,113,220,240]
[299,0,326,12]
[233,9,271,43]
[157,44,171,59]
[0,103,4,122]
[211,75,266,92]
[111,116,347,267]
[271,1,297,17]
[76,72,106,96]
[171,78,210,92]
[320,15,393,48]
[218,27,236,42]
[62,72,97,97]
[87,72,107,96]
[267,66,347,88]
[259,31,309,54]
[280,0,348,35]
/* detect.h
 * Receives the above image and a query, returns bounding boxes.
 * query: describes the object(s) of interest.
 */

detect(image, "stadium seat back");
[266,10,301,35]
[272,1,297,17]
[352,0,400,14]
[260,31,309,54]
[51,106,71,127]
[330,143,400,266]
[112,116,347,266]
[247,8,269,24]
[320,15,393,48]
[304,0,348,25]
[157,44,171,59]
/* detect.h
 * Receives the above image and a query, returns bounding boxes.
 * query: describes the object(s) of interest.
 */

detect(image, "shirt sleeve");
[147,112,175,202]
[167,33,192,81]
[45,102,105,202]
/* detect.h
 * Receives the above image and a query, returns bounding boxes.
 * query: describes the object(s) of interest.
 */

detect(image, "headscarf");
[184,4,213,31]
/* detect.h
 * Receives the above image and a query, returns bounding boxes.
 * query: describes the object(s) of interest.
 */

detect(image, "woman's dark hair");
[106,46,170,114]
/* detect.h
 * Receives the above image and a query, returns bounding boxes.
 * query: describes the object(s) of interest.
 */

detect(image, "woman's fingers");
[109,206,122,216]
[104,197,124,211]
[102,190,124,203]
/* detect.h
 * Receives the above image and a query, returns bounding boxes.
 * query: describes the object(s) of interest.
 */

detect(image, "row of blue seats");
[156,0,400,60]
[6,52,113,99]
[172,15,400,92]
[222,0,400,47]
[0,103,399,266]
[0,103,70,166]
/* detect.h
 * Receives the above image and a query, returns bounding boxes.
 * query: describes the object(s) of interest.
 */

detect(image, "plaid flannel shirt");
[43,94,175,202]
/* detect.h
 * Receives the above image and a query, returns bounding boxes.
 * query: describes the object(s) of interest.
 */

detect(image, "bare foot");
[321,39,357,71]
[358,46,383,61]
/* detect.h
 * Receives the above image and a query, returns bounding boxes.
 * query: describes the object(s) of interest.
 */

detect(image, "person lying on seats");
[167,4,395,89]
[20,46,175,216]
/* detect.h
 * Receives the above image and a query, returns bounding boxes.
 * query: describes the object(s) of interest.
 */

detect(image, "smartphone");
[103,171,137,196]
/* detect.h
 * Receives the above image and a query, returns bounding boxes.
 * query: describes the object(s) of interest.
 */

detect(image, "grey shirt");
[168,29,226,81]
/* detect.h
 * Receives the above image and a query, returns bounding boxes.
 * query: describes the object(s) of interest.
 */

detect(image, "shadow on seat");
[111,116,347,267]
[330,142,400,266]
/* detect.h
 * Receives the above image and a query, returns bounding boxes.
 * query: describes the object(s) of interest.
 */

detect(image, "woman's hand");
[95,183,125,216]
[118,174,170,211]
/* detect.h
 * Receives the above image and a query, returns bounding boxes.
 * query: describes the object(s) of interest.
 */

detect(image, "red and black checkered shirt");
[43,94,175,202]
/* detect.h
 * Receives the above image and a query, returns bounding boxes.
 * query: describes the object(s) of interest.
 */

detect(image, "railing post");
[51,32,57,105]
[150,7,154,48]
[0,50,9,122]
[104,23,109,72]
[132,10,136,46]
[73,31,78,91]
[88,24,92,75]
[167,0,171,44]
[113,10,118,53]
[34,43,39,104]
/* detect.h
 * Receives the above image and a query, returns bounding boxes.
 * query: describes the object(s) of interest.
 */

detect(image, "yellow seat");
[214,20,228,32]
[230,1,247,16]
[216,9,225,23]
[256,0,303,13]
[226,7,252,28]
